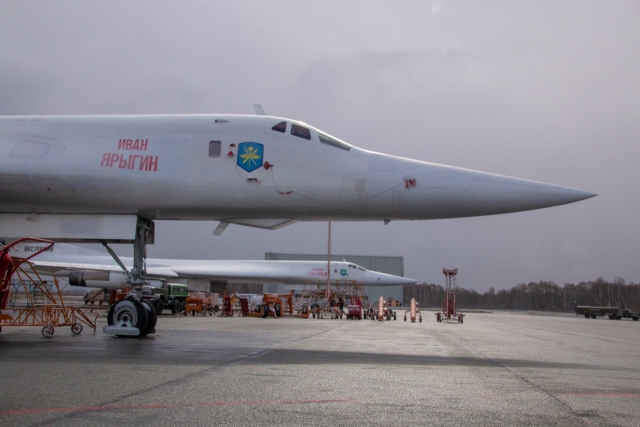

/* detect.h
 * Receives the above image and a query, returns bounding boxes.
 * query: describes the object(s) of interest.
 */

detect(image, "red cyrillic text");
[117,139,148,151]
[100,153,159,171]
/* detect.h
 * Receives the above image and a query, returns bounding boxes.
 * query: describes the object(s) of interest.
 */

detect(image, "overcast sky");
[1,1,639,291]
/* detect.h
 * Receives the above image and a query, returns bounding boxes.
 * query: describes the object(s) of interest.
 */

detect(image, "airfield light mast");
[327,222,332,299]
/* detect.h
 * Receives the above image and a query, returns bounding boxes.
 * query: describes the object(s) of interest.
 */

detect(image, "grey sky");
[1,1,638,291]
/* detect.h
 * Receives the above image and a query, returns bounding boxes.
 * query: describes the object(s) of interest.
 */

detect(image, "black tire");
[41,325,53,338]
[591,314,597,319]
[155,300,164,316]
[260,304,268,318]
[71,323,83,335]
[171,302,178,315]
[274,303,282,317]
[140,300,157,337]
[584,313,590,319]
[108,298,149,337]
[393,313,396,321]
[302,305,309,315]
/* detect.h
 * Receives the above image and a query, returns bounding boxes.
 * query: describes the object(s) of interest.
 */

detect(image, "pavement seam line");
[438,329,614,427]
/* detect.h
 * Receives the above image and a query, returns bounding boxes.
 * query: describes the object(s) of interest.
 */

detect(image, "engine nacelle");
[69,270,129,289]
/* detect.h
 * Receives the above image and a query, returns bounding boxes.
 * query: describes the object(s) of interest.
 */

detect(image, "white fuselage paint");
[10,243,416,288]
[0,114,595,226]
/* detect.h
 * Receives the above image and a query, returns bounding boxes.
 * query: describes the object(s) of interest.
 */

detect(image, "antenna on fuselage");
[253,104,266,115]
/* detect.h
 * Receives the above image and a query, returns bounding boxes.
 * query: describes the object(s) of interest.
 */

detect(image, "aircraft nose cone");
[375,273,418,286]
[368,154,597,219]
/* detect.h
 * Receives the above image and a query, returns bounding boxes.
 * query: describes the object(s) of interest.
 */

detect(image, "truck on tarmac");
[141,281,189,315]
[576,306,640,320]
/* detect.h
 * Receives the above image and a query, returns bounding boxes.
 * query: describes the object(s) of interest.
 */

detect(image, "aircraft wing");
[19,259,125,276]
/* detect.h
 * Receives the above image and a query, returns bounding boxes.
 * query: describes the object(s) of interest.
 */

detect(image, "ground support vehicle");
[292,304,311,318]
[184,292,215,316]
[296,285,368,320]
[0,238,97,337]
[140,281,189,315]
[576,306,639,320]
[404,298,422,323]
[371,296,396,321]
[346,304,362,320]
[435,268,465,323]
[620,309,640,321]
[242,292,296,318]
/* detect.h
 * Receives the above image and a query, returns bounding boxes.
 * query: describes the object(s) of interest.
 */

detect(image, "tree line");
[403,278,640,312]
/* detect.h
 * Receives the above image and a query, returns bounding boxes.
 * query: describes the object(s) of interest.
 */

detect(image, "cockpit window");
[317,130,352,151]
[271,121,287,133]
[291,124,311,140]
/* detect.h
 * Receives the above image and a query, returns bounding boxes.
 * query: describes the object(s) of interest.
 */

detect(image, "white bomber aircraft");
[0,110,596,336]
[10,242,417,288]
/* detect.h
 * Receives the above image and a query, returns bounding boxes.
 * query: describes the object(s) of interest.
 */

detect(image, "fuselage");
[0,114,595,224]
[11,242,416,287]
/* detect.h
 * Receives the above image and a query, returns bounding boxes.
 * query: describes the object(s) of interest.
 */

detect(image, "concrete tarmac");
[0,310,639,426]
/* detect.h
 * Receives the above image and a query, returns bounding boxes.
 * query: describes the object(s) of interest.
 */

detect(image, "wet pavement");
[0,311,638,426]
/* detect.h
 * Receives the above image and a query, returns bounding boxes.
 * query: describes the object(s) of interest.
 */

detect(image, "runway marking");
[0,398,354,416]
[3,392,639,417]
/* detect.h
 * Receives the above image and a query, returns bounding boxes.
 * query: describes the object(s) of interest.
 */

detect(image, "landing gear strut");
[103,216,158,337]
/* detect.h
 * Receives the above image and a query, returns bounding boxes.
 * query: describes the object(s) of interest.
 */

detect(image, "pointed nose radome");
[367,154,597,219]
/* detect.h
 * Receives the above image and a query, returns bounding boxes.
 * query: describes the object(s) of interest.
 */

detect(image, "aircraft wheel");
[71,323,83,335]
[42,325,54,338]
[140,300,157,337]
[108,298,149,337]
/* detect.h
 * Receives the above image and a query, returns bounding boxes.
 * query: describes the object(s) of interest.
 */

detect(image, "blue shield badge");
[237,142,264,173]
[340,269,347,277]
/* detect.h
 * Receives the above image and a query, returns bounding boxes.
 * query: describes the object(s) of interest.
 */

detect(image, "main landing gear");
[106,298,157,337]
[103,216,158,337]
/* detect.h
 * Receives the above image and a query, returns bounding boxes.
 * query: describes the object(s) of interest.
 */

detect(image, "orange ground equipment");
[435,268,465,323]
[220,292,234,317]
[244,292,295,318]
[0,238,97,337]
[403,297,422,323]
[369,296,396,321]
[184,292,214,316]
